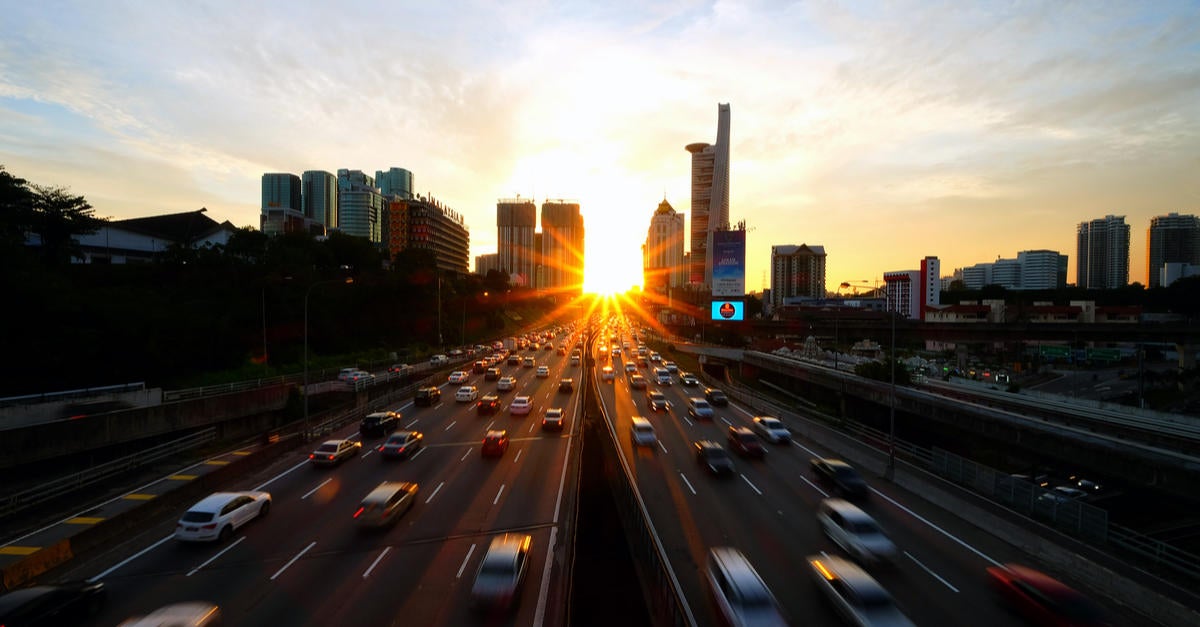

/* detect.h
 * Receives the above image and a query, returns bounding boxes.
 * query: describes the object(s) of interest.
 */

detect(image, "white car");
[818,499,898,565]
[808,554,912,626]
[497,376,517,391]
[448,371,470,384]
[631,417,657,447]
[752,416,791,444]
[601,366,615,382]
[509,395,533,415]
[456,385,479,402]
[175,491,271,542]
[536,365,550,378]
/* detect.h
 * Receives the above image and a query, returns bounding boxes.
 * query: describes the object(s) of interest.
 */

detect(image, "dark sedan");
[695,440,736,477]
[0,581,106,626]
[810,458,869,499]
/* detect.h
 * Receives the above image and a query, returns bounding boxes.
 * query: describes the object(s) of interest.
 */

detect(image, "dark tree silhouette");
[29,184,105,265]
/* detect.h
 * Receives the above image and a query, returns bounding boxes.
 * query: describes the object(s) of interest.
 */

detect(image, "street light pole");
[886,304,897,480]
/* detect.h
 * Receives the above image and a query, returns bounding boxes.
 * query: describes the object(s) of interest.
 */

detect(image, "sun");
[583,261,638,296]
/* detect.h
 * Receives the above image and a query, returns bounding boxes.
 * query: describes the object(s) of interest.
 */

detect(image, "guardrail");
[0,382,147,408]
[0,428,217,519]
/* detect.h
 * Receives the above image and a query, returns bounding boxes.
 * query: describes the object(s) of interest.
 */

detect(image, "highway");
[74,341,584,626]
[593,329,1149,626]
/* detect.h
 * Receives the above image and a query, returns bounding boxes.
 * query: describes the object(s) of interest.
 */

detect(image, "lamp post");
[303,277,353,440]
[834,282,851,371]
[881,280,897,481]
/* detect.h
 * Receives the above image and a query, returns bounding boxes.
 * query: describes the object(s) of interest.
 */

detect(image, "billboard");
[711,300,744,321]
[711,230,746,298]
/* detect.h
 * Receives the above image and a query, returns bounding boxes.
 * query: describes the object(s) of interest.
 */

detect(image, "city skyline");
[2,2,1198,292]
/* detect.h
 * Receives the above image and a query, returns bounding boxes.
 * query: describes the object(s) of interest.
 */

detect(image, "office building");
[769,244,826,311]
[262,173,302,211]
[496,198,537,287]
[1148,213,1200,288]
[1076,215,1129,289]
[337,169,383,243]
[1017,250,1068,290]
[376,167,414,199]
[686,103,731,288]
[475,253,500,276]
[643,198,687,294]
[540,200,585,294]
[883,256,940,320]
[301,170,337,229]
[388,194,469,274]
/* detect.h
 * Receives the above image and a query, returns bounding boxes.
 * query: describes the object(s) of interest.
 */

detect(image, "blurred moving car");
[536,365,550,378]
[1039,486,1089,504]
[752,416,791,444]
[646,390,670,412]
[118,602,220,626]
[601,366,615,381]
[664,361,679,373]
[986,563,1109,626]
[629,374,648,389]
[680,372,700,386]
[542,407,566,431]
[509,395,533,415]
[497,376,517,391]
[472,534,533,612]
[687,398,715,420]
[354,481,419,528]
[175,491,271,542]
[448,371,470,384]
[414,386,441,406]
[808,554,913,626]
[477,394,501,415]
[485,367,502,381]
[818,499,897,565]
[704,547,787,627]
[378,431,423,460]
[705,388,729,407]
[309,439,361,466]
[0,581,106,626]
[654,368,672,385]
[811,458,870,499]
[360,411,400,437]
[558,378,574,393]
[695,440,736,476]
[727,426,766,458]
[481,430,510,457]
[631,417,657,448]
[456,385,480,402]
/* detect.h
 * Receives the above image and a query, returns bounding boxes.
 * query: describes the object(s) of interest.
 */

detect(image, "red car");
[986,563,1109,626]
[726,426,766,458]
[481,430,510,457]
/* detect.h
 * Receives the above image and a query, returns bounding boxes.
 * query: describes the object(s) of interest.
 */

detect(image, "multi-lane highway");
[73,341,585,626]
[593,328,1149,626]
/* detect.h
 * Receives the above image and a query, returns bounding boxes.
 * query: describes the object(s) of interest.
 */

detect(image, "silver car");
[808,554,912,626]
[817,499,897,565]
[472,534,532,611]
[752,416,791,444]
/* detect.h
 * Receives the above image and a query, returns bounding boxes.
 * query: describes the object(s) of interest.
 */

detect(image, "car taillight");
[353,507,364,519]
[201,523,217,530]
[327,455,336,460]
[308,454,315,460]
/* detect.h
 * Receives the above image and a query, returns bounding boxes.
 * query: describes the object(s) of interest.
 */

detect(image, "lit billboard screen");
[711,300,745,321]
[711,230,746,298]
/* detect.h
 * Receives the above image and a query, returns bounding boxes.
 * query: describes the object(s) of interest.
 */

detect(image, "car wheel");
[218,525,232,542]
[259,501,270,518]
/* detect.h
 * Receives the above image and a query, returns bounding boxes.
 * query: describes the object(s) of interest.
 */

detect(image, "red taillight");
[378,446,384,452]
[327,454,336,460]
[308,454,315,460]
[353,507,364,519]
[201,523,217,530]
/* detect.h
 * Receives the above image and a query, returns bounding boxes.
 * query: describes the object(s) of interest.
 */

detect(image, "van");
[354,481,419,528]
[704,547,786,626]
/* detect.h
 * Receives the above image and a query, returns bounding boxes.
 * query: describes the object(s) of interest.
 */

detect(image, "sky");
[2,1,1199,294]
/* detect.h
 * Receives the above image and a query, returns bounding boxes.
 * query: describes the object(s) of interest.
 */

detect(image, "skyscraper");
[262,173,302,211]
[770,244,827,310]
[496,198,537,287]
[686,103,731,289]
[883,256,940,320]
[1147,213,1200,288]
[337,169,383,243]
[376,167,414,199]
[643,198,686,294]
[540,200,585,295]
[302,170,337,228]
[1076,215,1130,289]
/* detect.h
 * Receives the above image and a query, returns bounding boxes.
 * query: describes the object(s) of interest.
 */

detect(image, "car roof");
[809,554,889,598]
[482,533,530,565]
[363,481,416,502]
[386,431,417,440]
[631,416,652,426]
[708,547,772,600]
[821,498,872,519]
[188,491,254,512]
[696,439,722,450]
[485,429,507,438]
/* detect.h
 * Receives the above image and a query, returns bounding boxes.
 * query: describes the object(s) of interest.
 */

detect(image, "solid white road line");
[493,484,505,505]
[302,478,333,500]
[460,449,472,461]
[410,447,426,460]
[270,541,315,580]
[404,419,419,429]
[425,481,444,504]
[90,534,175,582]
[456,543,477,579]
[363,547,391,579]
[904,550,960,592]
[514,449,522,463]
[657,440,669,454]
[186,536,245,577]
[683,416,694,427]
[740,474,763,495]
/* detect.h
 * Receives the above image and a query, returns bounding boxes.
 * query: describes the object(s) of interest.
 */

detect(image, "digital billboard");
[711,300,744,321]
[711,230,746,298]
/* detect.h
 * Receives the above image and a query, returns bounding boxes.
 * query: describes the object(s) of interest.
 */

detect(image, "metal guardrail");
[0,382,147,408]
[164,375,303,402]
[0,428,217,518]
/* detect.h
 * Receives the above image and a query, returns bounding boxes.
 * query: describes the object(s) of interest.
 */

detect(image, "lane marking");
[682,416,694,427]
[187,536,245,577]
[363,547,391,579]
[91,535,174,581]
[404,419,419,428]
[302,478,332,500]
[529,421,537,433]
[456,543,477,579]
[872,488,1004,567]
[444,420,457,431]
[740,475,763,496]
[460,449,472,462]
[486,420,496,430]
[514,449,522,463]
[270,541,315,580]
[493,484,506,505]
[720,417,732,427]
[905,550,960,592]
[410,447,426,460]
[425,481,444,504]
[533,526,559,627]
[679,472,697,495]
[657,441,669,454]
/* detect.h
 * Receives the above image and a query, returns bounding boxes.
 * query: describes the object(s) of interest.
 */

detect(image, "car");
[818,499,897,565]
[629,374,648,389]
[808,555,913,626]
[811,458,870,499]
[523,357,535,368]
[649,351,662,362]
[388,363,413,377]
[680,372,700,386]
[646,390,670,412]
[727,426,766,458]
[631,417,657,447]
[986,563,1108,627]
[348,370,376,385]
[664,361,679,373]
[477,394,501,415]
[497,376,517,391]
[612,347,622,357]
[687,397,714,420]
[542,407,566,431]
[624,362,637,374]
[359,411,400,437]
[448,371,470,384]
[175,491,272,542]
[558,378,574,393]
[354,481,419,528]
[378,430,423,459]
[695,440,736,476]
[507,355,520,366]
[752,416,791,444]
[472,534,532,611]
[654,368,672,385]
[705,388,729,407]
[414,386,441,406]
[705,547,787,627]
[509,395,533,415]
[0,581,107,625]
[429,354,449,366]
[601,366,615,381]
[337,367,359,381]
[485,367,502,381]
[118,602,221,627]
[456,385,480,402]
[309,439,362,466]
[1038,486,1090,504]
[536,365,550,378]
[543,343,553,351]
[473,360,488,374]
[481,430,510,457]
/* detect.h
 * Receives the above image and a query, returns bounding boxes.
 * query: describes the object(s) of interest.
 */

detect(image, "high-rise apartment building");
[686,103,731,289]
[337,169,383,243]
[770,244,827,310]
[1147,213,1200,288]
[1016,250,1068,290]
[404,195,469,274]
[262,173,302,211]
[376,167,414,199]
[475,253,500,276]
[496,198,537,287]
[643,199,687,294]
[301,170,337,229]
[883,256,940,320]
[1076,215,1129,289]
[540,200,585,294]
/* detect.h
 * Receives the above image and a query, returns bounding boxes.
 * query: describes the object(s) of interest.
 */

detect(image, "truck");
[503,337,518,351]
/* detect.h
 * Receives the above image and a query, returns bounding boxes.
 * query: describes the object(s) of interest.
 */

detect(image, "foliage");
[854,358,912,386]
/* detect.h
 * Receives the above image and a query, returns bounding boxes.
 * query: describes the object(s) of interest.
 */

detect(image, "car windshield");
[706,448,729,460]
[762,419,780,429]
[316,444,338,453]
[695,401,710,409]
[480,553,514,575]
[850,520,882,534]
[833,466,862,480]
[386,435,407,444]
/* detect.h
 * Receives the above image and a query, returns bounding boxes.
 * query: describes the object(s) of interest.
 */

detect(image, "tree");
[0,166,34,250]
[29,184,105,265]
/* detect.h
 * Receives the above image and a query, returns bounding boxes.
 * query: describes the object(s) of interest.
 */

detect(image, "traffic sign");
[1039,345,1070,358]
[1087,348,1122,362]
